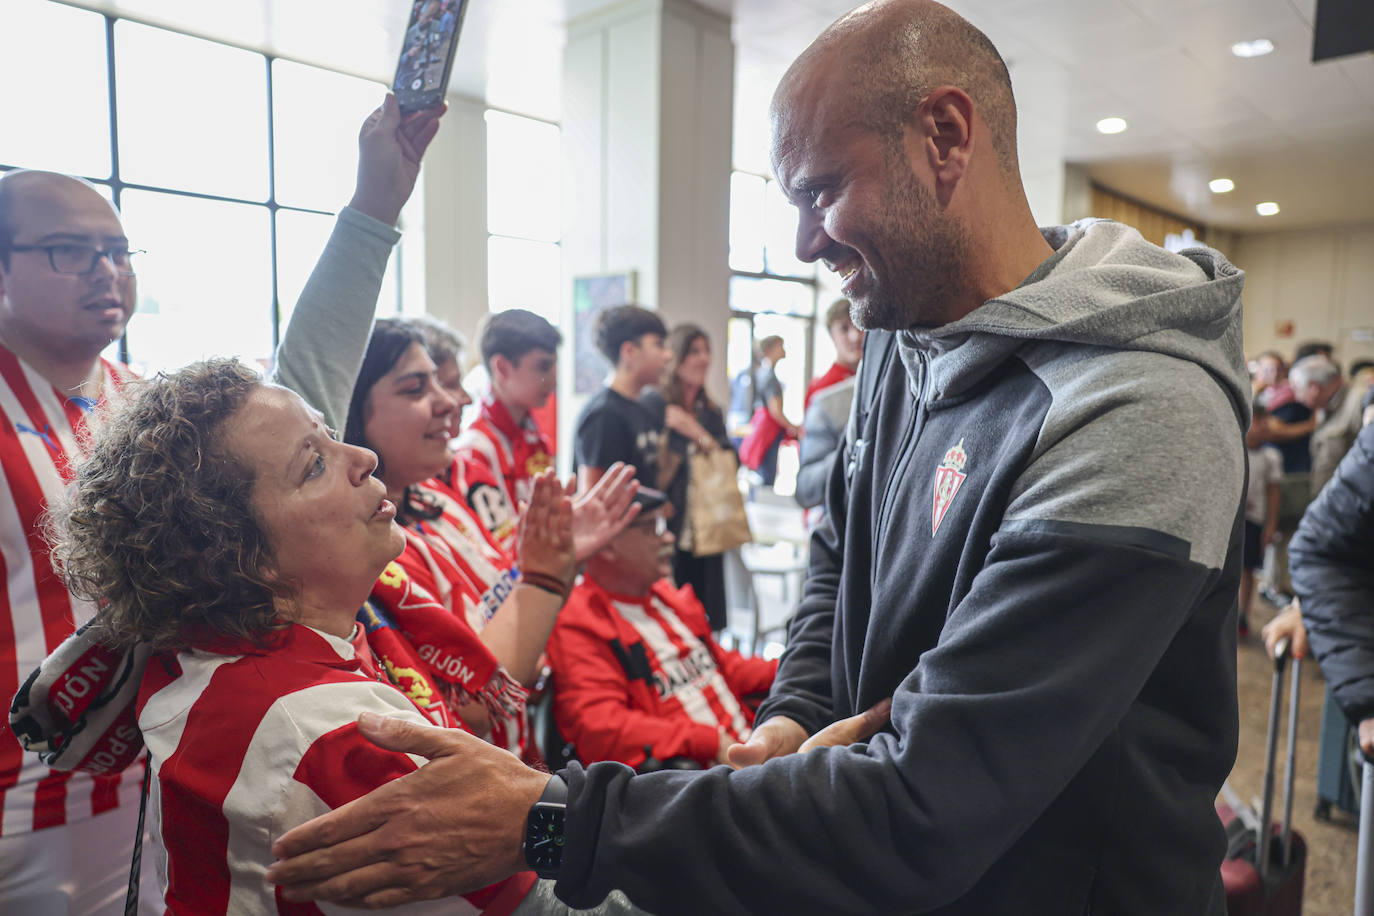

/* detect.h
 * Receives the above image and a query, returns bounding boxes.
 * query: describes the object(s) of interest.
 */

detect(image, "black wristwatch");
[522,774,568,878]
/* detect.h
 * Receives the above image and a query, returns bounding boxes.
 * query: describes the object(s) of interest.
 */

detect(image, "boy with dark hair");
[805,298,864,410]
[452,308,563,544]
[576,304,670,489]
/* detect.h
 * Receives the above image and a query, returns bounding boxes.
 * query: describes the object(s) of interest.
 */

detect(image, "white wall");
[1231,222,1374,368]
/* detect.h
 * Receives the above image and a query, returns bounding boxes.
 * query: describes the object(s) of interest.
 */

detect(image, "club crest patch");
[932,438,968,536]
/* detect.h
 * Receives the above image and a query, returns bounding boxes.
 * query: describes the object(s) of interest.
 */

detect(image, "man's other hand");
[265,712,548,908]
[1261,600,1308,660]
[726,715,807,769]
[799,698,892,754]
[1360,718,1374,759]
[348,94,444,227]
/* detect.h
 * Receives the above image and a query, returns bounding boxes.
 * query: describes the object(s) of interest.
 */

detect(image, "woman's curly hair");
[49,358,289,651]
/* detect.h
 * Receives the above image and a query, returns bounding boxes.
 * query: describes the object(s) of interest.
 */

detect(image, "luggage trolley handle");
[1356,749,1374,916]
[1259,637,1297,879]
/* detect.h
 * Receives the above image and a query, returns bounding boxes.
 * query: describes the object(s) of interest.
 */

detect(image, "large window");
[485,110,561,324]
[0,2,406,376]
[727,170,820,494]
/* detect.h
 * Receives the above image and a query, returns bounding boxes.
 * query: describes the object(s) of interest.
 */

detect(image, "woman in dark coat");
[640,324,736,631]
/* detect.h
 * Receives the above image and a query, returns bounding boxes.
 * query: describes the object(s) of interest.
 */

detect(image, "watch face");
[524,804,566,872]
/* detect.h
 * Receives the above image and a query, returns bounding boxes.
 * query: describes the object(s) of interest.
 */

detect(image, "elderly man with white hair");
[1267,354,1356,494]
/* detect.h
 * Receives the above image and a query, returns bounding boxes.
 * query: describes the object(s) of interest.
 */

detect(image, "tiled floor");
[1230,596,1360,915]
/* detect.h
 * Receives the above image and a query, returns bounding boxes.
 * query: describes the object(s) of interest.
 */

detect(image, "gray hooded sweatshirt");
[555,219,1248,915]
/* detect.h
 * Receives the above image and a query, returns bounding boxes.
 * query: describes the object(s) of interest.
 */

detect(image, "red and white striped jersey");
[547,579,777,769]
[404,481,519,637]
[0,343,138,835]
[137,622,536,916]
[451,397,555,549]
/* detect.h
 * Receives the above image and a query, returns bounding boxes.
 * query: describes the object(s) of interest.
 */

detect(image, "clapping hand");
[570,462,642,563]
[515,470,575,586]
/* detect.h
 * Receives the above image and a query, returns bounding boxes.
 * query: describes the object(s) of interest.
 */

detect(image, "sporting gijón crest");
[932,438,968,536]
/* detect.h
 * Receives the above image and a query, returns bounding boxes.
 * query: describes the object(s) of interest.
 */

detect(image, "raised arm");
[272,95,443,429]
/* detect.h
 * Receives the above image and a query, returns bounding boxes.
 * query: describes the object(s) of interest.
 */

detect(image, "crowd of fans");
[4,0,1373,911]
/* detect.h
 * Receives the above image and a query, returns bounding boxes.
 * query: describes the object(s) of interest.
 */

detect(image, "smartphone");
[392,0,470,112]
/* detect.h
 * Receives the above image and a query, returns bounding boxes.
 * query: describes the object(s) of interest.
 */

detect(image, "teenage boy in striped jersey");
[452,309,562,549]
[546,489,776,770]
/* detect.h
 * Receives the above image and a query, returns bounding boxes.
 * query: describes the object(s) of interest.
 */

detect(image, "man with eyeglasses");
[544,488,777,771]
[0,169,148,915]
[0,93,442,914]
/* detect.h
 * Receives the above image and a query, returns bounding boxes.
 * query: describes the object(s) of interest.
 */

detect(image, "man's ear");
[491,353,513,382]
[915,86,974,202]
[617,338,638,369]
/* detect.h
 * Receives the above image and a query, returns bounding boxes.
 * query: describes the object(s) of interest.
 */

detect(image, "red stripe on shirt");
[293,722,418,810]
[0,383,78,657]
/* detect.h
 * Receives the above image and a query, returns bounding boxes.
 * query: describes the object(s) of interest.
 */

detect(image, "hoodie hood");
[899,219,1249,419]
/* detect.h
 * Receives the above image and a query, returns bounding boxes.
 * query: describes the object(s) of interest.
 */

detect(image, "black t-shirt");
[574,387,663,488]
[1270,401,1313,473]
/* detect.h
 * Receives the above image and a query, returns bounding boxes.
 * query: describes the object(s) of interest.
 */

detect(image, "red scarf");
[367,561,528,730]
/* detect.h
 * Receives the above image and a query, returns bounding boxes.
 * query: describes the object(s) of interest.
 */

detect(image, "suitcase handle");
[1357,756,1374,916]
[1258,636,1297,878]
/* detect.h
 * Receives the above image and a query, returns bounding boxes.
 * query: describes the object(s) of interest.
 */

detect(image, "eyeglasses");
[631,514,669,536]
[8,243,142,276]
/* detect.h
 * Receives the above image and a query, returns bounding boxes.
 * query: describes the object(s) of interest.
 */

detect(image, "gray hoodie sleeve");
[270,206,401,430]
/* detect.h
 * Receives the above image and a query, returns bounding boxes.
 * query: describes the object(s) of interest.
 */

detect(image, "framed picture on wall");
[572,271,637,395]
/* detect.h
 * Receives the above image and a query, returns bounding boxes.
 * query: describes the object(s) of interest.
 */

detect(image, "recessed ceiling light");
[1096,117,1128,134]
[1256,201,1280,216]
[1231,38,1274,58]
[1209,178,1235,193]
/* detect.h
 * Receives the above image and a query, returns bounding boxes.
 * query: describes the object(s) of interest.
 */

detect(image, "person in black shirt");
[575,305,670,490]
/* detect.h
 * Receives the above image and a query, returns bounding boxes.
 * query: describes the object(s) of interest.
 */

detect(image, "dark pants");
[758,437,782,487]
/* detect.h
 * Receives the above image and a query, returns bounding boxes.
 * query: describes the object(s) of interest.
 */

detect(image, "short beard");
[849,148,972,332]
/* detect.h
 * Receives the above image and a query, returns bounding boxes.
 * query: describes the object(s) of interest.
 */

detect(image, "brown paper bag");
[687,449,752,556]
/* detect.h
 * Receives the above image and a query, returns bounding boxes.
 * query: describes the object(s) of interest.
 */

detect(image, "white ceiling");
[67,0,1374,232]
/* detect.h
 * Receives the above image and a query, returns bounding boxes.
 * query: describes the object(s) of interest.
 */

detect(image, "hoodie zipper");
[873,349,929,551]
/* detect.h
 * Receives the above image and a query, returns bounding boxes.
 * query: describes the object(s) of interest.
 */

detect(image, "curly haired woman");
[40,359,641,916]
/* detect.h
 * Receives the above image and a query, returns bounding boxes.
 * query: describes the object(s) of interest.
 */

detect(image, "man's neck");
[0,330,106,400]
[609,370,642,400]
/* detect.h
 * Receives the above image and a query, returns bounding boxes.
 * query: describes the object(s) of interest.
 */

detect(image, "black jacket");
[1292,419,1374,725]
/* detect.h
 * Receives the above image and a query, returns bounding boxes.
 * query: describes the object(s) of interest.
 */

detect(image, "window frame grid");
[0,9,396,368]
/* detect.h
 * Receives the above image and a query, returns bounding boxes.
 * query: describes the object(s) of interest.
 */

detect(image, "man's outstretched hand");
[726,715,807,769]
[726,698,893,769]
[265,712,547,908]
[348,94,445,228]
